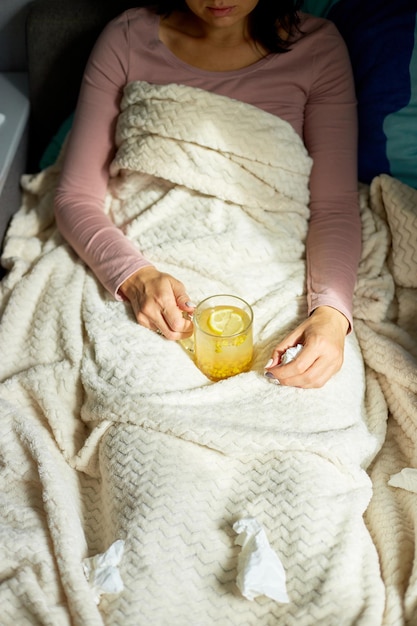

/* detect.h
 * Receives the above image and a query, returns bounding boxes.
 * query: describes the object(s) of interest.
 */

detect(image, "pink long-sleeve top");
[54,8,361,328]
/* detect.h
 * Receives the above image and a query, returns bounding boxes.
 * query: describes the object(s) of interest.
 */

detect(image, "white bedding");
[0,81,416,625]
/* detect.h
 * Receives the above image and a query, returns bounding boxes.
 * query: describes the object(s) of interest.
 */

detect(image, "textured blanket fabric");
[0,82,416,625]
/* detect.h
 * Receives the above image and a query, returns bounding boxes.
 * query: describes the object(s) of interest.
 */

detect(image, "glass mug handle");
[180,311,195,353]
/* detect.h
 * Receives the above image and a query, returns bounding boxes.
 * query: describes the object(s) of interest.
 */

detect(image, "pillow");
[301,0,417,188]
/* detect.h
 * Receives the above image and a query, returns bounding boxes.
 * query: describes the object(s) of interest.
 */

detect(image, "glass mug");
[192,294,254,381]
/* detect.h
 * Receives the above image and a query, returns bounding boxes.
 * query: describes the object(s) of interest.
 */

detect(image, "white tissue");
[388,468,417,493]
[0,113,5,126]
[83,539,125,604]
[281,343,303,364]
[265,344,303,385]
[233,518,289,603]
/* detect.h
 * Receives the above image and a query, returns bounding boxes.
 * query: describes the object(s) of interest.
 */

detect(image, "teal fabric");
[302,0,340,15]
[302,0,417,188]
[39,113,74,170]
[384,18,417,189]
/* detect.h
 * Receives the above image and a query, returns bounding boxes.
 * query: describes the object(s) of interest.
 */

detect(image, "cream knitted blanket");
[0,82,416,625]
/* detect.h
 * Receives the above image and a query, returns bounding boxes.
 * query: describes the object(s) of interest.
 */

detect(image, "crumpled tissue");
[265,344,303,385]
[388,468,417,493]
[233,518,289,603]
[83,539,125,604]
[281,343,303,364]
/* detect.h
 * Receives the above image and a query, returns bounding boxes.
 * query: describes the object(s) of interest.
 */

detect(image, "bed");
[0,1,416,624]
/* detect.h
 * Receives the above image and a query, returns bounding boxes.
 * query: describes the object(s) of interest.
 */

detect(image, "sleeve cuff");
[308,293,353,334]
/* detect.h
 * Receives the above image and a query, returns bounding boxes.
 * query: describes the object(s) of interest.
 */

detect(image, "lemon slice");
[207,307,245,335]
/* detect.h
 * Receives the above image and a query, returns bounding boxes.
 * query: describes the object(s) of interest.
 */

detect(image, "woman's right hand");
[120,266,195,340]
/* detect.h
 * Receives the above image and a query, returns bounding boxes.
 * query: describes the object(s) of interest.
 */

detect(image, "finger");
[264,340,305,372]
[136,308,169,335]
[264,344,315,384]
[161,305,187,330]
[269,355,315,384]
[159,287,194,326]
[136,293,183,332]
[136,299,191,339]
[149,306,192,341]
[272,330,304,362]
[267,354,337,389]
[146,316,192,341]
[282,361,333,388]
[176,294,197,311]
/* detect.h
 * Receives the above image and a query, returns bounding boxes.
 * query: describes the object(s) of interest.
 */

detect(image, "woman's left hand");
[264,306,350,388]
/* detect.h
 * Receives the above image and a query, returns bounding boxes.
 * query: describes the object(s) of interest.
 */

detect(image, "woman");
[54,0,361,388]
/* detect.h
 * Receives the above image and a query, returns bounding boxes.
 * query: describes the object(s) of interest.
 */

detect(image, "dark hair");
[144,0,303,54]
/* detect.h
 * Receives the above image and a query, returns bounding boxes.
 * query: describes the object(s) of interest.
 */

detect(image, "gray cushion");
[26,0,141,170]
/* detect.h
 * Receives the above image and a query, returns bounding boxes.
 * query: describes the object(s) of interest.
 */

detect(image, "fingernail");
[185,301,196,308]
[264,371,280,385]
[264,358,274,369]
